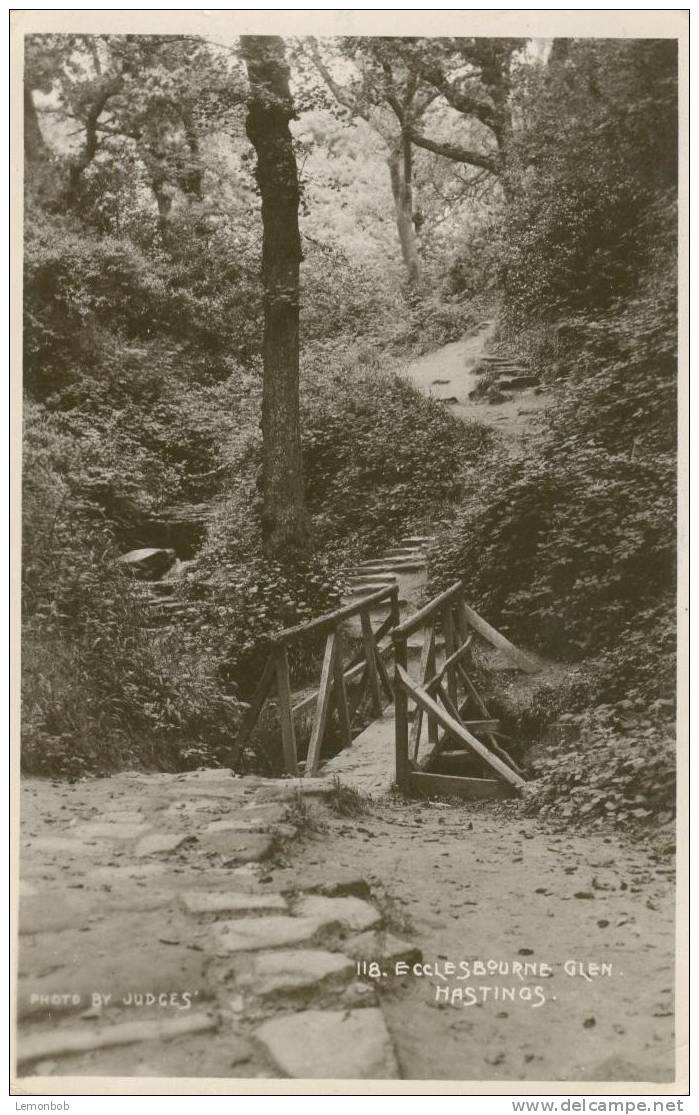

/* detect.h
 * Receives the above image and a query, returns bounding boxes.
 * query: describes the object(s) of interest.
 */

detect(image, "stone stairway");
[470,351,542,401]
[17,772,420,1080]
[340,534,433,640]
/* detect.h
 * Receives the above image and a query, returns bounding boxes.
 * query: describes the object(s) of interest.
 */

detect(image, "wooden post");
[458,600,541,674]
[389,586,401,630]
[393,633,410,789]
[456,595,471,646]
[395,665,526,790]
[361,609,383,717]
[410,624,436,762]
[228,652,276,769]
[333,629,352,750]
[442,605,458,706]
[374,645,394,702]
[305,631,337,777]
[274,645,298,775]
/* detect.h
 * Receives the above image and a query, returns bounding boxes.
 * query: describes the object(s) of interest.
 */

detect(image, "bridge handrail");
[390,581,463,642]
[270,583,398,645]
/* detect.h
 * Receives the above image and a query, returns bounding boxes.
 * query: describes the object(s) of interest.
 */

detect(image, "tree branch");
[306,38,359,115]
[409,57,501,135]
[405,126,500,174]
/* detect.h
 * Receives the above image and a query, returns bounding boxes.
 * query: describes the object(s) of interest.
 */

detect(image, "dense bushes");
[502,39,677,332]
[522,708,675,833]
[185,357,494,694]
[300,357,493,552]
[21,416,243,778]
[431,447,675,664]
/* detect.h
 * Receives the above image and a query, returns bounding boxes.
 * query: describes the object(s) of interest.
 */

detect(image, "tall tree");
[300,37,434,285]
[240,35,310,557]
[26,34,241,234]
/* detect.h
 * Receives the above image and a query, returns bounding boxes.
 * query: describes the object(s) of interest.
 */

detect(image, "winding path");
[399,321,550,440]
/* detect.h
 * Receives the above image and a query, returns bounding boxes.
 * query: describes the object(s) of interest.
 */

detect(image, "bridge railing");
[391,581,535,794]
[231,583,400,777]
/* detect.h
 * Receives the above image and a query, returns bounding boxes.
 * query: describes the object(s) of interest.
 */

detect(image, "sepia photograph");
[11,9,687,1095]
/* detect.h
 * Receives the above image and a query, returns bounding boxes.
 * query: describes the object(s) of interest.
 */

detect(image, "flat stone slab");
[300,876,371,900]
[252,779,335,803]
[178,769,239,782]
[25,838,96,857]
[255,1008,399,1079]
[18,1012,216,1066]
[99,811,146,823]
[213,914,335,954]
[135,833,192,857]
[182,892,288,916]
[161,800,231,819]
[343,930,422,967]
[294,895,381,933]
[20,895,108,936]
[161,783,246,800]
[200,831,275,862]
[17,917,211,1019]
[241,803,287,823]
[89,864,167,883]
[205,818,274,835]
[37,1029,256,1080]
[235,949,354,996]
[75,822,150,840]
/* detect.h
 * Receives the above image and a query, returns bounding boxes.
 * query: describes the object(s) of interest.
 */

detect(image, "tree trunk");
[151,175,173,241]
[180,107,203,199]
[65,74,122,207]
[24,87,47,163]
[241,35,310,558]
[388,137,420,285]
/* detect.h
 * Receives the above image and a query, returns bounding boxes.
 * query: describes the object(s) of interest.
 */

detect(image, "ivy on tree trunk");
[241,35,311,558]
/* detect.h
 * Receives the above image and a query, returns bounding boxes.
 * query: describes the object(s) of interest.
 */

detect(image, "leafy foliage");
[21,416,243,778]
[522,708,675,831]
[300,357,493,551]
[502,39,677,330]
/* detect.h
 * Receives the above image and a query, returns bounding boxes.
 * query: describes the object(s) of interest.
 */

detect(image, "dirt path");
[282,795,676,1084]
[399,322,550,441]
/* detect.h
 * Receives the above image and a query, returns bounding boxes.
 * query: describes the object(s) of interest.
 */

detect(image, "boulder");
[116,547,177,580]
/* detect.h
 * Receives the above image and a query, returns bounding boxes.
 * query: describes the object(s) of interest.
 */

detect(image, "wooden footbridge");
[231,537,542,800]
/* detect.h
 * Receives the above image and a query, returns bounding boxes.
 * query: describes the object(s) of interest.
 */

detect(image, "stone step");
[347,573,397,585]
[143,598,188,611]
[358,604,411,628]
[354,559,426,574]
[381,548,425,559]
[486,370,530,383]
[399,535,435,546]
[345,582,398,597]
[498,375,541,390]
[143,582,177,598]
[255,1007,399,1079]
